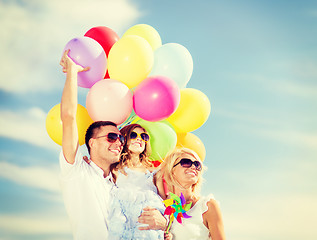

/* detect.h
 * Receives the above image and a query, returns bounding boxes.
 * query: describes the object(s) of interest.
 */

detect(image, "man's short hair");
[85,121,117,154]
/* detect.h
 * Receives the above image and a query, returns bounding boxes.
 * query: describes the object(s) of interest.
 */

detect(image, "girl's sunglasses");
[173,158,202,171]
[130,131,150,142]
[95,132,125,145]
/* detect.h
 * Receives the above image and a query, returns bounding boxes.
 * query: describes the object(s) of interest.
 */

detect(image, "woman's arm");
[202,198,226,240]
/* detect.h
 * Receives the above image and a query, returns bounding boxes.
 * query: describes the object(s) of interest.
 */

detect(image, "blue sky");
[0,0,316,239]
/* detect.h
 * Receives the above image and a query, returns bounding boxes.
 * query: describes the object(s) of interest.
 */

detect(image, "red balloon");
[85,26,119,79]
[85,26,119,56]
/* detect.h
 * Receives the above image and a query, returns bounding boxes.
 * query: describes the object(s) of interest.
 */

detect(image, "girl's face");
[127,127,147,155]
[172,153,202,186]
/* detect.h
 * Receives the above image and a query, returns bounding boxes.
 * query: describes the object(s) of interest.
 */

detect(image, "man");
[59,50,166,239]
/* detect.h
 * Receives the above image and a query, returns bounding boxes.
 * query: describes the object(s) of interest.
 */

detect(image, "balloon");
[108,35,153,89]
[86,79,133,125]
[133,76,180,122]
[150,43,193,89]
[177,132,206,161]
[84,26,119,57]
[46,103,93,145]
[123,24,162,51]
[167,88,211,133]
[84,26,119,78]
[63,37,107,88]
[136,119,177,161]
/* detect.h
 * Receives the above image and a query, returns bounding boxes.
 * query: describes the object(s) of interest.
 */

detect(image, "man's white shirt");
[59,150,115,240]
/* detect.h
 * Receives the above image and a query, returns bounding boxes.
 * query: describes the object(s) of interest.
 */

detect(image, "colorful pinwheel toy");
[163,192,192,233]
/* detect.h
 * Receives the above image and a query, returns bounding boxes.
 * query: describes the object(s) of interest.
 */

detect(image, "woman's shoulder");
[199,194,218,214]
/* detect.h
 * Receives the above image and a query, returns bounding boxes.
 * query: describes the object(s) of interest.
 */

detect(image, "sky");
[0,0,317,239]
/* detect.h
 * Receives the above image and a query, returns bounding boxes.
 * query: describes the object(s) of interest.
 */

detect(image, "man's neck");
[90,157,111,178]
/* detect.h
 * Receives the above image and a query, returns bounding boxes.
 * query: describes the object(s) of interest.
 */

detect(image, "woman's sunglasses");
[130,131,150,142]
[95,133,125,145]
[173,158,202,171]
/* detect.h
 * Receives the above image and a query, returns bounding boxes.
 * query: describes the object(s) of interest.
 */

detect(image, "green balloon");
[137,119,177,161]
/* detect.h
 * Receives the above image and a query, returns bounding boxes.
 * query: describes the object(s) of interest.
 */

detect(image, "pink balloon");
[63,37,107,88]
[86,79,133,124]
[133,76,180,121]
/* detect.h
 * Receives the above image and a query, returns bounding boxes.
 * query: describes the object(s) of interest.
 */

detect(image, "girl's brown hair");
[114,124,153,171]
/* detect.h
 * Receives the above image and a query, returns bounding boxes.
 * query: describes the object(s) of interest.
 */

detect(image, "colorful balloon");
[108,35,154,89]
[63,37,107,88]
[86,79,133,125]
[46,103,93,145]
[123,24,162,51]
[150,43,193,89]
[84,26,119,57]
[167,88,211,133]
[177,132,206,161]
[84,26,119,78]
[136,119,177,161]
[133,76,180,122]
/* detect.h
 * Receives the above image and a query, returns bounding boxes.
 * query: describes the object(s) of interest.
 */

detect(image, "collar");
[89,161,114,183]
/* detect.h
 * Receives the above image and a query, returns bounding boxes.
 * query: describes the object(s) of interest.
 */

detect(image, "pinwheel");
[163,192,192,233]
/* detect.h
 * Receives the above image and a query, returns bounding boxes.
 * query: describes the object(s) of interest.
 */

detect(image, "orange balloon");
[46,103,93,145]
[176,132,206,161]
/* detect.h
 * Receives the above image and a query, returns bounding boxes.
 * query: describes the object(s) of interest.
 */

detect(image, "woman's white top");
[170,194,215,240]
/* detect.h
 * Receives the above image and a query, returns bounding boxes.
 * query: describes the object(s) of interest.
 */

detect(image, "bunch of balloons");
[46,24,211,163]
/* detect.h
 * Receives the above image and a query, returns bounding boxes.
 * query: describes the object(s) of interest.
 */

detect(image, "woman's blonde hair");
[114,124,153,171]
[156,147,205,198]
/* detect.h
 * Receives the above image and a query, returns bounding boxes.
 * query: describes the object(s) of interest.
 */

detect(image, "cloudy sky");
[0,0,316,239]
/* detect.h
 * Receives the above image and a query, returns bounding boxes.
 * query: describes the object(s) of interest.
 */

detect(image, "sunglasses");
[173,158,202,171]
[130,131,150,142]
[95,132,125,145]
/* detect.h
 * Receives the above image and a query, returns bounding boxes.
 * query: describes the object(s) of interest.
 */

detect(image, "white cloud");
[0,0,141,93]
[0,161,60,193]
[223,193,317,240]
[0,213,71,236]
[0,107,59,150]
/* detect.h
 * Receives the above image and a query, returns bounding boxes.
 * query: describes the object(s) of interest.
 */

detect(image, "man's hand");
[60,49,89,73]
[138,207,167,231]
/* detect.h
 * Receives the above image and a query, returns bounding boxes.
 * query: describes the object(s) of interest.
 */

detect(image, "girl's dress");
[169,194,215,240]
[108,167,165,240]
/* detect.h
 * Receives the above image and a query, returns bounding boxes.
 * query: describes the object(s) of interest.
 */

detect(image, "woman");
[155,147,226,240]
[107,123,165,240]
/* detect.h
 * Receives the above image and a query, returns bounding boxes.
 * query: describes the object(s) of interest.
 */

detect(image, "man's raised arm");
[60,50,89,164]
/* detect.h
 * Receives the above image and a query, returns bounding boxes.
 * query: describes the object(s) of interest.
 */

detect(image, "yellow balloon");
[123,24,162,51]
[46,104,93,146]
[167,88,211,133]
[108,35,154,89]
[177,132,206,161]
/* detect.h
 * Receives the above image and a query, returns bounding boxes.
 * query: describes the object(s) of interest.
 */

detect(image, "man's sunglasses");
[130,131,150,142]
[95,133,125,145]
[173,158,202,171]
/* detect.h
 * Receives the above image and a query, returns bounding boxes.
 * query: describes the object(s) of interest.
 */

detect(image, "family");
[59,50,225,239]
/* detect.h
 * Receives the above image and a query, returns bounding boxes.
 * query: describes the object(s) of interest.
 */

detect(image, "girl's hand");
[164,231,173,240]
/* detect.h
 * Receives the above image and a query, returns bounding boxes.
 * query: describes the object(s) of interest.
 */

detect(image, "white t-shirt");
[59,150,115,240]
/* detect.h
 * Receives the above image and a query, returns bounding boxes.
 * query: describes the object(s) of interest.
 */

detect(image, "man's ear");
[88,138,94,150]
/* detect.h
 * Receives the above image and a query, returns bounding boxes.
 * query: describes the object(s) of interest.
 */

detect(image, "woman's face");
[172,153,202,186]
[127,127,147,154]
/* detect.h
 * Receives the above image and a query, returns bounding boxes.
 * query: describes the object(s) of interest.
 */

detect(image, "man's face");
[90,125,123,164]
